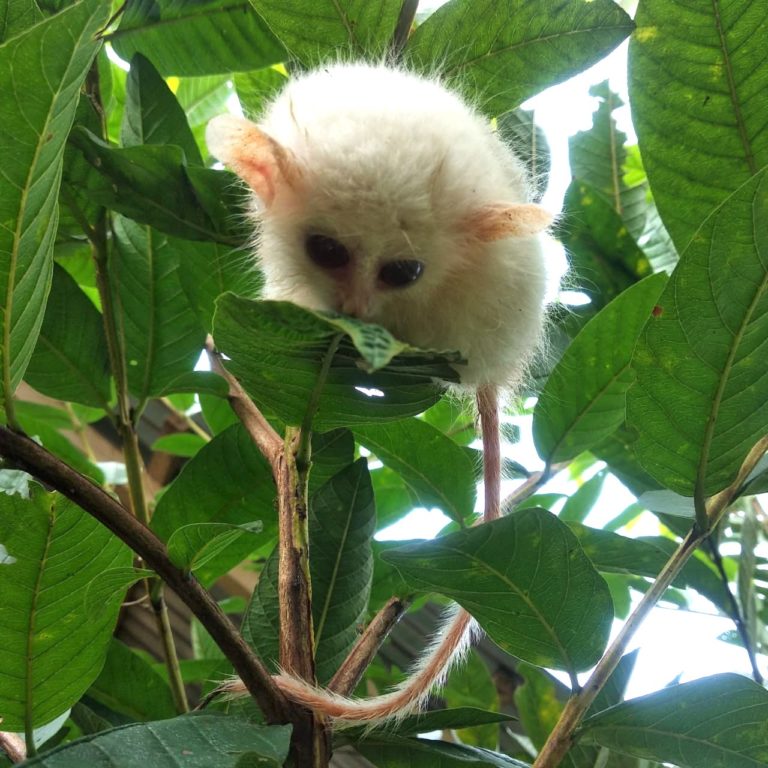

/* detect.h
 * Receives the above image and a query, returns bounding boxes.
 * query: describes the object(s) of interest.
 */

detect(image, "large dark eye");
[378,260,424,288]
[305,234,351,269]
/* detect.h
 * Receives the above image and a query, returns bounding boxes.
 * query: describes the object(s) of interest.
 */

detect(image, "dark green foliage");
[2,0,767,766]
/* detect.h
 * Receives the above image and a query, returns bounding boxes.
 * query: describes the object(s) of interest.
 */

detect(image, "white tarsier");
[207,62,550,723]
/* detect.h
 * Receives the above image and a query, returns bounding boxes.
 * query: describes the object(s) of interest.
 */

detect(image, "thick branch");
[329,597,410,696]
[0,426,291,723]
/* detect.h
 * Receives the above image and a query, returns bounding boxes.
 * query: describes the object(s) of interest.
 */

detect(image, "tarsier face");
[207,64,550,386]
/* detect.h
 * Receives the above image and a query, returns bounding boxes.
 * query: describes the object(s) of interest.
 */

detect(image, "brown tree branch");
[329,597,411,696]
[205,337,282,469]
[0,729,25,764]
[0,425,291,724]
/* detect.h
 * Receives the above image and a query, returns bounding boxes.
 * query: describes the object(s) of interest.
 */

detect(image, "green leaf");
[515,663,568,750]
[629,0,768,252]
[534,273,667,464]
[25,264,112,410]
[213,296,458,430]
[68,130,246,245]
[243,548,280,670]
[406,0,633,116]
[569,81,649,239]
[177,242,262,334]
[497,108,551,203]
[151,432,207,458]
[109,1,285,76]
[566,524,729,614]
[579,673,768,768]
[235,67,288,117]
[385,708,513,738]
[627,170,768,496]
[175,75,232,158]
[559,470,607,524]
[18,715,292,767]
[382,508,613,674]
[0,0,43,40]
[555,180,654,313]
[87,640,176,722]
[167,521,263,573]
[310,459,376,683]
[251,0,401,63]
[111,216,206,402]
[122,53,202,165]
[356,418,476,525]
[0,0,109,421]
[354,735,531,767]
[151,424,276,584]
[0,487,130,731]
[309,427,356,496]
[84,567,153,618]
[153,370,228,399]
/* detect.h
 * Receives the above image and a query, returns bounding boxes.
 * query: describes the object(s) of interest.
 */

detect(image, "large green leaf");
[569,81,649,240]
[122,53,202,164]
[356,418,476,525]
[213,295,458,431]
[24,264,112,411]
[579,673,768,767]
[87,640,177,722]
[382,508,613,674]
[0,487,130,731]
[0,0,109,421]
[151,424,276,584]
[555,180,654,313]
[251,0,401,63]
[310,459,376,683]
[629,0,768,252]
[110,216,206,403]
[533,273,667,464]
[109,0,285,76]
[18,715,292,767]
[627,170,768,496]
[68,130,246,245]
[175,75,232,158]
[177,242,261,334]
[406,0,633,116]
[0,0,43,40]
[354,735,530,767]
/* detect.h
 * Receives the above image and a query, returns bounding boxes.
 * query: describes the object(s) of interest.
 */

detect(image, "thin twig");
[329,597,411,696]
[533,433,768,767]
[502,461,568,513]
[0,425,291,724]
[205,337,282,469]
[389,0,419,59]
[159,397,212,443]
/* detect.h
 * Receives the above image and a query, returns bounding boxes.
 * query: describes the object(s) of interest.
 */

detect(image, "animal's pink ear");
[206,115,301,206]
[463,203,552,242]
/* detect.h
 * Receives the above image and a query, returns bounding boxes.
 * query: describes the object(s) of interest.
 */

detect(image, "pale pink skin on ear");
[205,115,301,205]
[464,203,553,242]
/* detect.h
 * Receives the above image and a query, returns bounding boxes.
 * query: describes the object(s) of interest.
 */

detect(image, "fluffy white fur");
[207,63,549,723]
[207,63,548,387]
